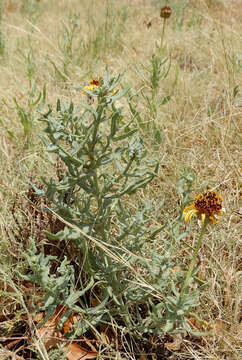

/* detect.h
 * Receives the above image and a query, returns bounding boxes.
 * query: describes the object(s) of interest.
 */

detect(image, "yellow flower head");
[183,191,224,227]
[83,79,100,93]
[82,78,117,98]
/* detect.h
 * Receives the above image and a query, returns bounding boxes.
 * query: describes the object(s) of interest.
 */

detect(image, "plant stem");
[160,18,166,49]
[180,221,208,298]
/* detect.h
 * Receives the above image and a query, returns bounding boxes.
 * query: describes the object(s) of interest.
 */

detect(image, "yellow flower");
[83,79,100,93]
[82,78,117,97]
[183,191,224,227]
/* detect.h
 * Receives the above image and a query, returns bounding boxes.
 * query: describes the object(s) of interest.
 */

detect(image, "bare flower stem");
[160,18,166,48]
[180,220,208,299]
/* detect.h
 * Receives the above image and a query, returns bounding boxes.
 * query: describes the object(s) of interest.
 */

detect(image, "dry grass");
[0,0,241,359]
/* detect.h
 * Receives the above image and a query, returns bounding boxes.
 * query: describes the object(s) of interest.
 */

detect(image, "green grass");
[0,0,241,359]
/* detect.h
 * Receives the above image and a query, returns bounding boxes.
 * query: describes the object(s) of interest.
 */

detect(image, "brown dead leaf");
[33,312,44,323]
[0,281,15,307]
[63,343,97,360]
[34,306,97,358]
[187,317,201,330]
[0,280,15,293]
[63,311,74,334]
[35,306,69,351]
[53,305,69,324]
[6,338,22,350]
[36,317,61,351]
[164,333,183,351]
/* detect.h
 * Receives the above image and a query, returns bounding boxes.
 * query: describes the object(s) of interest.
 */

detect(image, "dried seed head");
[160,6,172,19]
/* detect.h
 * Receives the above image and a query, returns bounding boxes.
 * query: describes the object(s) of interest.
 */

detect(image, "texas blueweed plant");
[40,73,158,241]
[22,73,207,344]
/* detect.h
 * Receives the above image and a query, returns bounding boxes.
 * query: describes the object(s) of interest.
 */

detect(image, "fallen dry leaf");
[187,317,201,330]
[36,317,61,351]
[63,311,75,334]
[34,306,97,358]
[164,333,183,351]
[6,338,22,350]
[64,343,97,360]
[0,281,16,308]
[35,306,68,350]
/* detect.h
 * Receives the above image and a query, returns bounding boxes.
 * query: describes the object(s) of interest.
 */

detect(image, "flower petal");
[183,204,195,213]
[184,208,198,223]
[209,215,217,224]
[201,213,206,227]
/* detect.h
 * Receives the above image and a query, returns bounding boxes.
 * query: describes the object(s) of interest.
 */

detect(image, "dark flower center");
[194,191,222,216]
